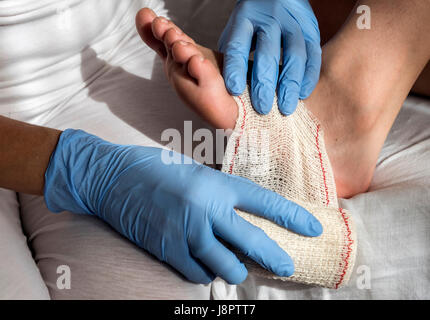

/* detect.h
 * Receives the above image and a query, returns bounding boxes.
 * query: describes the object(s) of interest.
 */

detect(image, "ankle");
[304,52,382,198]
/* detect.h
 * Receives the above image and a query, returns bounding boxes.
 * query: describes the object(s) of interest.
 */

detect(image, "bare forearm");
[0,116,61,195]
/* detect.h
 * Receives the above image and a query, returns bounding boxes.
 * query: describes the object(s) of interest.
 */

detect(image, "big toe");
[136,7,156,26]
[135,8,165,57]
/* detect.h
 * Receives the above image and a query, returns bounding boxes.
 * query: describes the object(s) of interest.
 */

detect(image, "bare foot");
[136,8,375,198]
[135,8,238,130]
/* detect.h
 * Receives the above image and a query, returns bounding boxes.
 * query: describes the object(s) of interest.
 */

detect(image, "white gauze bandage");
[221,87,357,289]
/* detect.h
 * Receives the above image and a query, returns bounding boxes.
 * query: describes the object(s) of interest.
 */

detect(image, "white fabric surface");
[0,0,428,299]
[0,188,50,299]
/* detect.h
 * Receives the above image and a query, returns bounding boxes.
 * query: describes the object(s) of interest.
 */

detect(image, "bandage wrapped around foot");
[221,88,357,289]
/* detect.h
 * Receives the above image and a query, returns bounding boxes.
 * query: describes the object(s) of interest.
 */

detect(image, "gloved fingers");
[219,17,254,96]
[299,40,322,99]
[142,229,215,284]
[172,253,217,284]
[188,228,248,284]
[250,25,282,114]
[213,209,295,277]
[230,175,322,237]
[278,25,307,115]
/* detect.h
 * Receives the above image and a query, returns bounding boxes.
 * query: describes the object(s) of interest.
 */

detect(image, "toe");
[171,41,203,65]
[151,16,191,43]
[187,55,222,87]
[187,55,206,84]
[171,41,225,88]
[136,7,156,26]
[135,8,166,58]
[163,27,195,50]
[187,55,239,130]
[151,16,172,40]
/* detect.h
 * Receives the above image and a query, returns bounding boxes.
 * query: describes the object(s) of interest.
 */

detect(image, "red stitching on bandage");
[335,207,354,289]
[315,124,330,206]
[228,98,354,288]
[315,124,353,289]
[228,96,247,174]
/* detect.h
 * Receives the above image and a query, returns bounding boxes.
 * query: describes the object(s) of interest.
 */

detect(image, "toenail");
[159,17,169,23]
[179,40,189,46]
[175,28,183,35]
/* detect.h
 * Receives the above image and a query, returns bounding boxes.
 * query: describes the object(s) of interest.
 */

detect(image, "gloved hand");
[219,0,321,115]
[44,129,322,284]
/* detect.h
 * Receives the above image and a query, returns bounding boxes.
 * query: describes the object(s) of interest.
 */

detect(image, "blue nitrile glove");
[219,0,321,115]
[44,129,322,284]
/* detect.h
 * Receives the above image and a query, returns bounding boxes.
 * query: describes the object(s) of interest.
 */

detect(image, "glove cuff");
[44,129,103,215]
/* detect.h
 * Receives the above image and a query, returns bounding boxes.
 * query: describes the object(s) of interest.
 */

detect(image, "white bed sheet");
[166,0,430,300]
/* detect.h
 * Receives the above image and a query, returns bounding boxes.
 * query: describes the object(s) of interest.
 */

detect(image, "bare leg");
[305,0,430,196]
[310,0,430,97]
[413,62,430,97]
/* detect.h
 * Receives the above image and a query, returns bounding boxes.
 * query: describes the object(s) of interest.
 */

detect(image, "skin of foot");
[135,8,377,199]
[135,8,238,131]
